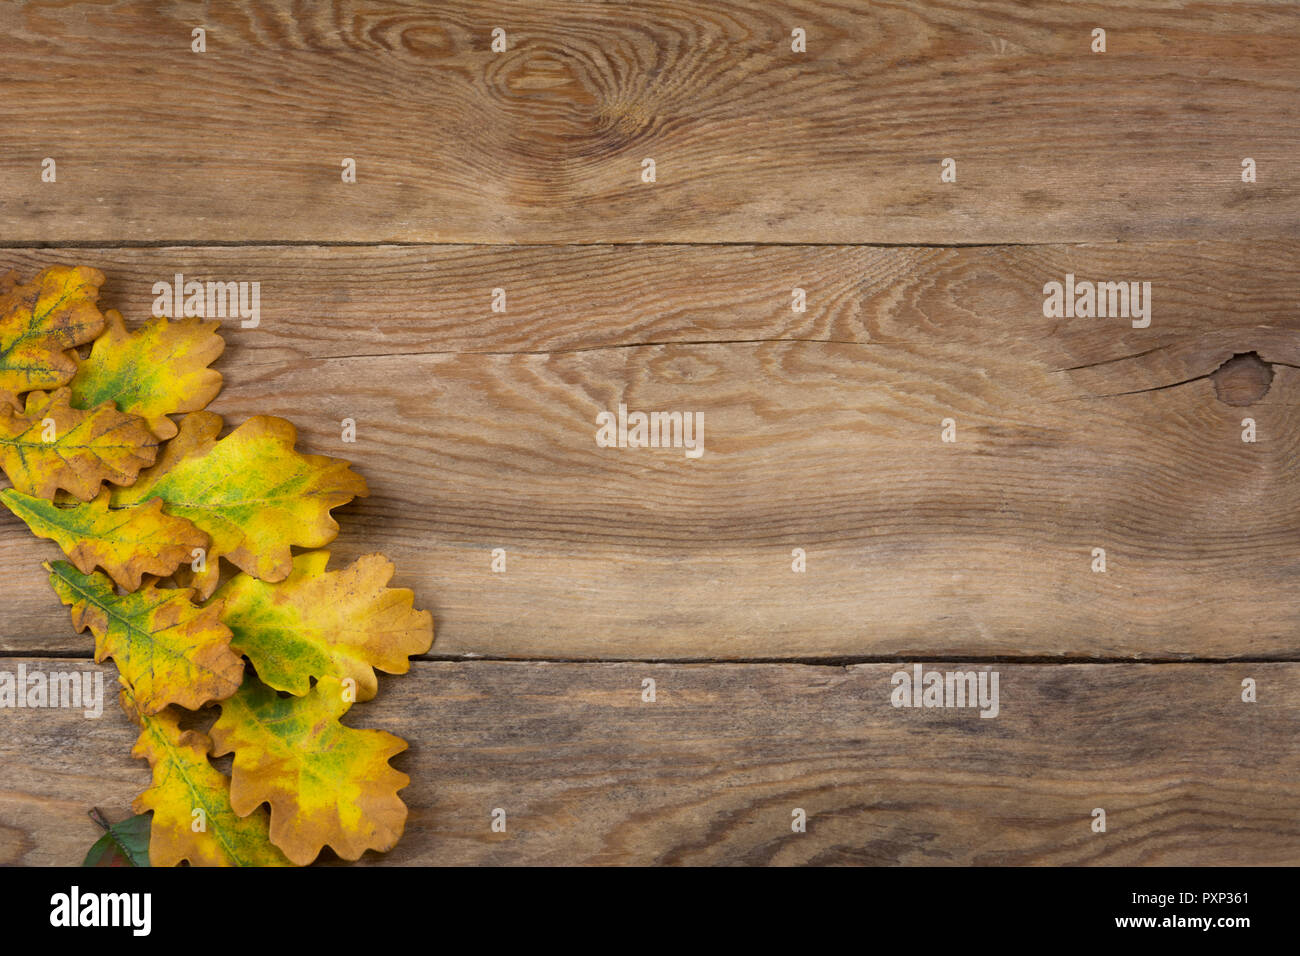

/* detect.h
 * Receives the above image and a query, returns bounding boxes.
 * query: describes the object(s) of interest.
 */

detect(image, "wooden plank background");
[5,660,1298,866]
[1,0,1297,866]
[0,242,1297,660]
[0,0,1297,243]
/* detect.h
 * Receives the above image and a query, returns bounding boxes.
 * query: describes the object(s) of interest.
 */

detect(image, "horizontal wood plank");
[2,659,1296,866]
[1,242,1297,659]
[2,241,1299,364]
[0,0,1296,243]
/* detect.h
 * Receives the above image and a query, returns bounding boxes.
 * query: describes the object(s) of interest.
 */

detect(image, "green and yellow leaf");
[216,551,433,702]
[0,265,107,394]
[125,691,292,867]
[0,263,429,869]
[47,561,244,714]
[112,411,368,598]
[0,387,159,500]
[211,675,409,866]
[69,310,224,440]
[2,488,208,592]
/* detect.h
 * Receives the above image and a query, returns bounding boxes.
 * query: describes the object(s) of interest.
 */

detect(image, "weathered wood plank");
[0,242,1297,659]
[1,242,1297,365]
[2,659,1295,866]
[0,0,1295,243]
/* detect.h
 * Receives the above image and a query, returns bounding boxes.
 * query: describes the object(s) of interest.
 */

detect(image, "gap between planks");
[4,649,1298,667]
[0,239,1178,250]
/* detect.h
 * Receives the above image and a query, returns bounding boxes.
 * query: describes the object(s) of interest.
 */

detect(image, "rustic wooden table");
[2,0,1298,865]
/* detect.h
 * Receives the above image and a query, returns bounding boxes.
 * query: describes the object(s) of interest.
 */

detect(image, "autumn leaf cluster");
[0,266,433,866]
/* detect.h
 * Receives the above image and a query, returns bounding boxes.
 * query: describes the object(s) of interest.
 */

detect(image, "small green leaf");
[82,809,151,867]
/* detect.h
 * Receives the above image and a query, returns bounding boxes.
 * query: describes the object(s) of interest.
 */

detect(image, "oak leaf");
[126,692,292,867]
[111,412,368,598]
[216,551,433,702]
[48,561,244,714]
[211,675,410,866]
[2,489,208,592]
[69,310,224,440]
[0,265,106,394]
[0,388,159,500]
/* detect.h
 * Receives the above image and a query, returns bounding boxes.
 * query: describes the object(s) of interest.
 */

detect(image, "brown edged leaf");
[215,551,433,702]
[0,387,159,500]
[2,488,208,592]
[69,310,224,440]
[211,675,409,866]
[124,690,292,867]
[47,560,243,714]
[0,265,106,394]
[111,411,368,598]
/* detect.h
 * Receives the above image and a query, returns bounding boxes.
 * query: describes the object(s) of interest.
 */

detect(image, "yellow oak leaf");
[111,411,368,599]
[69,310,224,440]
[216,551,433,702]
[211,675,410,866]
[2,488,208,592]
[124,689,292,867]
[47,560,244,714]
[0,387,159,501]
[0,265,106,394]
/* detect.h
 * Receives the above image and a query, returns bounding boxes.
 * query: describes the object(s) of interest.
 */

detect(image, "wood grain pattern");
[2,659,1295,866]
[0,0,1295,243]
[1,0,1295,870]
[1,242,1296,659]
